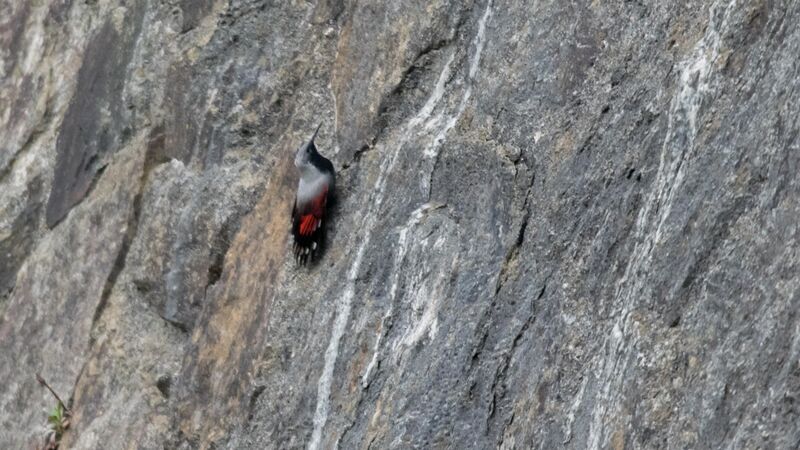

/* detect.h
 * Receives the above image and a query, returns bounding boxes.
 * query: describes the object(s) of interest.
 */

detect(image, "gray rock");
[1,0,799,449]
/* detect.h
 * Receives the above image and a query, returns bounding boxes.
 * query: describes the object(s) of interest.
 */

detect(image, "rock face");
[1,0,799,448]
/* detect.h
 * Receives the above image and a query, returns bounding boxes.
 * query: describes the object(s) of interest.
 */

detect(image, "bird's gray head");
[294,141,313,168]
[294,124,323,169]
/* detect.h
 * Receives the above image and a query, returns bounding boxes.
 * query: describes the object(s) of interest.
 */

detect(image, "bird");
[292,124,335,265]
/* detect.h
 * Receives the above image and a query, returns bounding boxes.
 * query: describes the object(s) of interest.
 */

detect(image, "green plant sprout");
[36,374,71,450]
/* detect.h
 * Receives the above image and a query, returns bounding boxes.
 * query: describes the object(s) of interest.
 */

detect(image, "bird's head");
[294,141,314,168]
[294,124,322,169]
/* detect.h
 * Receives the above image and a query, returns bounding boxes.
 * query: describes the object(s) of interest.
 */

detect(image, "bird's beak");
[310,123,322,143]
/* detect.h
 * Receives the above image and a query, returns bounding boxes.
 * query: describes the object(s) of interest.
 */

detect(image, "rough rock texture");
[1,0,799,448]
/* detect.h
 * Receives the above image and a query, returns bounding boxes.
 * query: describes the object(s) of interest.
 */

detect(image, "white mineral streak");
[310,3,495,447]
[586,2,738,449]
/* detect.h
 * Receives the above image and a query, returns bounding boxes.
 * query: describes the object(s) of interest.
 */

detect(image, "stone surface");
[1,0,799,449]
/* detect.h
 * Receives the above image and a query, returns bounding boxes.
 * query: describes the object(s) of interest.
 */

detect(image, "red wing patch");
[298,215,318,236]
[291,186,330,264]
